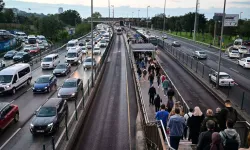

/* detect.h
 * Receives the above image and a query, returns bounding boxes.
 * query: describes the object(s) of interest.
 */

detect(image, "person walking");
[142,67,147,81]
[148,72,154,87]
[184,108,194,140]
[219,119,241,150]
[148,85,156,106]
[155,64,161,77]
[161,74,166,91]
[197,120,215,150]
[166,98,174,113]
[154,94,162,112]
[167,88,175,101]
[162,78,170,96]
[167,108,186,150]
[201,109,220,132]
[144,55,148,65]
[210,132,224,150]
[137,68,142,80]
[188,106,205,144]
[219,100,238,131]
[156,74,161,88]
[156,104,169,140]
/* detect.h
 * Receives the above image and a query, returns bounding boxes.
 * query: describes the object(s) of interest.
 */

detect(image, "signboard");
[224,14,239,27]
[213,13,223,21]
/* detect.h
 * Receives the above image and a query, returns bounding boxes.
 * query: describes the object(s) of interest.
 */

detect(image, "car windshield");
[231,50,239,53]
[199,52,206,54]
[7,51,14,54]
[94,47,100,50]
[42,57,52,62]
[36,76,50,83]
[100,40,106,43]
[85,58,92,62]
[67,53,77,58]
[62,81,77,88]
[67,43,75,47]
[247,60,250,62]
[81,47,86,50]
[56,64,66,69]
[79,43,84,46]
[241,47,247,49]
[219,75,231,79]
[0,75,13,83]
[37,107,56,117]
[16,53,24,56]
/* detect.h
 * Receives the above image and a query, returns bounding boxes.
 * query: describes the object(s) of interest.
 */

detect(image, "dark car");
[3,50,17,60]
[30,98,68,135]
[172,41,181,47]
[33,75,57,93]
[13,52,31,63]
[0,102,19,130]
[53,63,71,76]
[57,78,83,100]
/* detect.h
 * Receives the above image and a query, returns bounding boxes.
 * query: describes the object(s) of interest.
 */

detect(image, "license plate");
[37,130,44,133]
[37,90,41,92]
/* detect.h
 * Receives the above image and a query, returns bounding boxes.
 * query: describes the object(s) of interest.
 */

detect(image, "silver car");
[53,63,71,76]
[57,78,83,100]
[83,57,96,70]
[193,51,207,59]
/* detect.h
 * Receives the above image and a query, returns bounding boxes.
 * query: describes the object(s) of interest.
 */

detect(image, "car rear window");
[37,107,56,117]
[199,52,205,54]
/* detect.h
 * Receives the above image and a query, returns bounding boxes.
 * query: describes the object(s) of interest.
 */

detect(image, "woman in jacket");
[154,94,162,112]
[188,106,205,144]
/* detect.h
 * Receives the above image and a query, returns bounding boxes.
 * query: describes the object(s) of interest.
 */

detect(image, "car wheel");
[27,79,31,85]
[12,88,16,95]
[2,64,5,67]
[14,113,19,122]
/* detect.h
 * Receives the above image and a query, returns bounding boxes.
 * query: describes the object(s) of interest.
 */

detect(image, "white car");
[81,46,88,54]
[238,57,250,68]
[65,49,82,65]
[228,49,240,59]
[162,35,168,39]
[238,46,248,54]
[41,54,60,69]
[98,40,107,47]
[209,72,235,86]
[93,46,101,55]
[23,45,33,52]
[0,60,6,68]
[38,43,45,50]
[42,40,49,48]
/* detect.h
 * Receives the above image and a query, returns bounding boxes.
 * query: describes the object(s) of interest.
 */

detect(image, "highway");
[0,36,107,150]
[73,34,137,150]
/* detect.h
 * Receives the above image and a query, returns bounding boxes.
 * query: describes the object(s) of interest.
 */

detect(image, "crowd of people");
[134,52,249,150]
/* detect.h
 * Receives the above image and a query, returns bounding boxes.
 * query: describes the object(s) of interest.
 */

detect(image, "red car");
[0,102,19,130]
[29,46,40,54]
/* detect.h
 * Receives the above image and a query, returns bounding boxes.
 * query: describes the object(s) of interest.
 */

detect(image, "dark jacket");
[167,89,175,97]
[201,116,220,132]
[219,107,237,131]
[155,65,160,74]
[137,68,142,76]
[197,130,214,150]
[188,114,205,144]
[148,87,156,96]
[154,95,162,107]
[148,74,154,82]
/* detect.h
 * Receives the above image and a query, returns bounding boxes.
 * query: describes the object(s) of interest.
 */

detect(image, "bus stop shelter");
[129,43,156,59]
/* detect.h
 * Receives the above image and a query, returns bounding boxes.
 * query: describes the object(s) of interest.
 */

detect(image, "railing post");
[227,82,230,97]
[88,79,90,96]
[241,92,245,110]
[202,65,204,78]
[191,58,193,69]
[65,115,69,141]
[51,136,55,150]
[196,61,198,73]
[82,88,85,108]
[74,97,78,121]
[43,145,46,150]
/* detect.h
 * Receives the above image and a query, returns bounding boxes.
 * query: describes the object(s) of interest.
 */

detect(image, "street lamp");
[216,0,227,88]
[108,0,111,40]
[91,0,94,87]
[240,12,243,20]
[111,5,114,23]
[138,9,140,27]
[163,0,166,31]
[193,0,199,41]
[147,6,150,30]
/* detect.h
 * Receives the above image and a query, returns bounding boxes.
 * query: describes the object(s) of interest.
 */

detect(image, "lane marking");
[0,128,21,150]
[230,68,239,73]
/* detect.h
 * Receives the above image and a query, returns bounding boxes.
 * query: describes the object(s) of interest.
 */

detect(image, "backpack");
[226,108,237,123]
[222,131,239,150]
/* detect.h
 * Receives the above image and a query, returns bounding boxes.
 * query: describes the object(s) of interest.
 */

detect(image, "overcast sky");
[5,0,250,19]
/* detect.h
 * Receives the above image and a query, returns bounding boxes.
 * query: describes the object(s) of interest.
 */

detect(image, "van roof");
[37,35,45,38]
[0,63,30,75]
[68,49,78,52]
[68,39,78,43]
[44,54,58,58]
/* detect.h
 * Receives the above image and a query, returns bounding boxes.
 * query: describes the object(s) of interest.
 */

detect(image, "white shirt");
[184,112,193,124]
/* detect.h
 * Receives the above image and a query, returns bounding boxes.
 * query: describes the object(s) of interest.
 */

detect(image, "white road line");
[0,128,21,150]
[229,68,239,73]
[10,100,14,104]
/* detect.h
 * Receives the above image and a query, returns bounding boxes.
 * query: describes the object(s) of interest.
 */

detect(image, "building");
[58,7,63,14]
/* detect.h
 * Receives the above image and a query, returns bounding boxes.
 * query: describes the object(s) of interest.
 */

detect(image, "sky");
[4,0,250,19]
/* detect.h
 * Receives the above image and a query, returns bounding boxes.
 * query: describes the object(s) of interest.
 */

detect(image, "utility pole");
[108,0,111,40]
[138,9,140,27]
[240,12,243,19]
[213,21,217,46]
[163,0,166,31]
[91,0,94,87]
[111,5,114,24]
[216,0,226,88]
[132,12,134,26]
[193,0,199,41]
[147,6,150,30]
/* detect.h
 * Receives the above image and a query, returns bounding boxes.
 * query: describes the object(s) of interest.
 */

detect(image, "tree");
[75,23,91,36]
[0,0,4,12]
[3,9,14,23]
[92,12,102,19]
[59,10,82,26]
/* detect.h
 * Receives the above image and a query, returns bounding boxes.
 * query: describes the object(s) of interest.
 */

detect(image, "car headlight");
[47,123,53,127]
[62,70,66,73]
[71,93,76,96]
[44,86,48,89]
[5,85,11,89]
[30,123,34,127]
[58,93,61,97]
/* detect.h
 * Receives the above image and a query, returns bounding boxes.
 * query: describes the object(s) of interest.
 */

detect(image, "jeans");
[170,136,182,150]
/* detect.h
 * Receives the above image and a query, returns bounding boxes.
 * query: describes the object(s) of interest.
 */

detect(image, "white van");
[67,39,78,50]
[41,54,60,69]
[0,63,32,95]
[233,39,243,49]
[16,32,27,41]
[65,49,82,65]
[28,35,37,45]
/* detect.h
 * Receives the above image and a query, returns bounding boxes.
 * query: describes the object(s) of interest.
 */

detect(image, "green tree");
[92,12,102,19]
[3,8,14,23]
[75,23,91,36]
[59,10,82,26]
[0,0,4,12]
[57,30,69,41]
[239,20,250,39]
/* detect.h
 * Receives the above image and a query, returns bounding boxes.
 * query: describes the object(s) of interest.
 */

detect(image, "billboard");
[224,14,239,27]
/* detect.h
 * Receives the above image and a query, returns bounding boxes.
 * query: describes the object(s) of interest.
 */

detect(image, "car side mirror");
[34,110,37,115]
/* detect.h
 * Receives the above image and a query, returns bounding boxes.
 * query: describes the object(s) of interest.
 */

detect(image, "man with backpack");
[219,119,241,150]
[197,120,215,150]
[219,100,238,131]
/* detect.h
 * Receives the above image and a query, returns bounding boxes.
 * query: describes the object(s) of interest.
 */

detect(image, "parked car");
[0,60,6,68]
[13,52,31,63]
[238,57,250,68]
[57,78,83,100]
[4,50,17,59]
[172,41,181,47]
[83,57,96,70]
[193,51,207,59]
[0,102,19,130]
[33,74,57,93]
[209,72,235,86]
[30,98,68,135]
[53,63,71,76]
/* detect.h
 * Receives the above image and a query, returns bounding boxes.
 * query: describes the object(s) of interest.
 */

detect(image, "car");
[57,78,83,100]
[238,57,250,68]
[30,98,68,135]
[23,45,33,52]
[29,46,40,54]
[41,54,60,69]
[228,49,240,59]
[65,49,82,65]
[78,42,86,48]
[103,37,110,43]
[209,72,235,86]
[81,46,88,54]
[37,43,45,51]
[53,63,71,76]
[13,52,31,63]
[83,57,96,70]
[42,40,49,48]
[193,51,207,59]
[172,41,181,47]
[0,102,19,130]
[98,39,107,47]
[86,42,92,49]
[0,60,6,68]
[33,75,57,93]
[85,37,91,43]
[4,50,17,59]
[162,35,168,39]
[238,46,248,54]
[93,46,101,55]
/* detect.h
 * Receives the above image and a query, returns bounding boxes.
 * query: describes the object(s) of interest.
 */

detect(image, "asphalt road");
[0,37,107,150]
[73,34,137,150]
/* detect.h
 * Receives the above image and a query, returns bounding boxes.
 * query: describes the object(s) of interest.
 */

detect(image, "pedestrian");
[166,98,174,113]
[137,68,142,80]
[148,85,156,106]
[142,67,147,81]
[169,101,184,117]
[219,119,240,150]
[156,73,161,88]
[161,74,166,90]
[167,107,186,150]
[156,104,169,140]
[214,107,221,121]
[197,120,215,150]
[188,106,205,144]
[219,100,238,131]
[154,94,162,112]
[201,109,220,132]
[162,78,170,96]
[148,72,154,87]
[144,55,148,65]
[184,108,194,140]
[167,88,175,101]
[239,132,250,150]
[210,132,224,150]
[155,64,161,77]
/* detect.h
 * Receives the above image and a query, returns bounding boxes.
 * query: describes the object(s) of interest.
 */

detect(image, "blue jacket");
[167,114,186,136]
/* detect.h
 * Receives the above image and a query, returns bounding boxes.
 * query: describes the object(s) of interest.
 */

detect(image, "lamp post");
[91,0,94,87]
[163,0,166,31]
[132,12,134,26]
[240,12,243,19]
[138,9,140,27]
[111,5,114,23]
[147,6,150,30]
[193,0,199,41]
[216,0,227,88]
[108,0,111,40]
